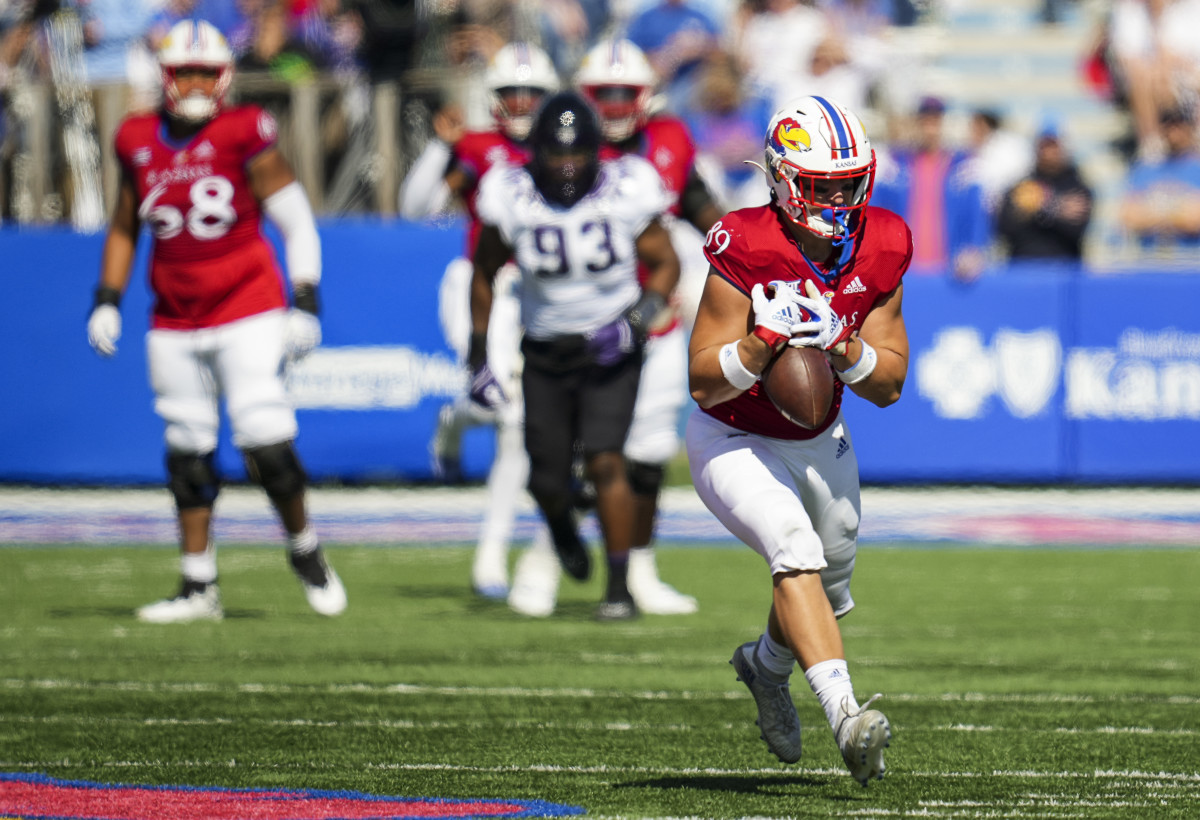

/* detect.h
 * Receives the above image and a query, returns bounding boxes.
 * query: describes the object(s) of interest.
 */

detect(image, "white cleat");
[836,694,891,787]
[137,582,223,624]
[289,548,348,617]
[472,547,509,601]
[628,549,698,615]
[507,533,561,617]
[730,641,802,764]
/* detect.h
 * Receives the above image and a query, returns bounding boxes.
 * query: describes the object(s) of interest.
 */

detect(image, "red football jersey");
[451,130,530,256]
[115,105,287,330]
[600,115,696,218]
[702,205,913,440]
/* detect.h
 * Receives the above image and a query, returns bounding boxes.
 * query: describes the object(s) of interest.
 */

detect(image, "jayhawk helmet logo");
[769,118,812,156]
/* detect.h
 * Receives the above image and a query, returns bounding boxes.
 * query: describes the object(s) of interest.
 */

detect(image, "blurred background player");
[507,38,719,618]
[470,91,680,620]
[687,96,909,785]
[398,42,558,599]
[86,19,346,623]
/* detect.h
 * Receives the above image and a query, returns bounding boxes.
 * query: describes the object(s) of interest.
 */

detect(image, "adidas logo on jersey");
[843,276,867,294]
[193,140,216,160]
[836,438,850,459]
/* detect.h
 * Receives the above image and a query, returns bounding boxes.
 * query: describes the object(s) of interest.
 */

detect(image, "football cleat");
[289,548,347,616]
[594,595,638,621]
[627,549,698,615]
[136,580,223,624]
[507,532,561,617]
[730,641,802,764]
[835,694,891,787]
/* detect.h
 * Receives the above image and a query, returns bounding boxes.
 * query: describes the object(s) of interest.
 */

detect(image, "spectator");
[731,0,828,113]
[996,120,1093,260]
[538,0,609,76]
[871,95,992,281]
[965,108,1033,216]
[1117,105,1200,255]
[1108,0,1200,162]
[72,0,158,105]
[682,48,772,210]
[626,0,719,115]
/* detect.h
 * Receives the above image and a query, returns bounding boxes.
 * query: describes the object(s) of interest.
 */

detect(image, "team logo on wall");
[0,772,584,819]
[993,329,1062,418]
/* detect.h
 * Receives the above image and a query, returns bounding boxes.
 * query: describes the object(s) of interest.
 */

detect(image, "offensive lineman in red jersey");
[505,38,723,618]
[687,96,910,786]
[86,20,346,623]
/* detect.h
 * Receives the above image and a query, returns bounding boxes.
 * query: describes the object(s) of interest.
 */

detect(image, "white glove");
[774,279,851,352]
[87,304,122,357]
[750,283,809,349]
[284,309,322,362]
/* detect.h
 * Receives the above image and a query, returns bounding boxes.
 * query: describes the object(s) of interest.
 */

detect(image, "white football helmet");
[158,19,234,124]
[762,96,876,242]
[575,39,657,143]
[485,42,559,142]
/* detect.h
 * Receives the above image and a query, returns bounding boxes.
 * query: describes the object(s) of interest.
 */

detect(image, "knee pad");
[243,441,307,503]
[626,459,665,498]
[166,451,220,510]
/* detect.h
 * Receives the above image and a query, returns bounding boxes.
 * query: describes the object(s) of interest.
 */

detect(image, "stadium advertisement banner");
[1,224,1198,485]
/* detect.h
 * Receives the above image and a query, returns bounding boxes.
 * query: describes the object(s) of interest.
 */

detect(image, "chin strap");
[818,209,856,282]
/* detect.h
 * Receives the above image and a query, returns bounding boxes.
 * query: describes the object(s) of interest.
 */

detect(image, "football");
[762,345,835,429]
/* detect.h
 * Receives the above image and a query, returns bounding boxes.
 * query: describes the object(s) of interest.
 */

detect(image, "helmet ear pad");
[527,90,603,207]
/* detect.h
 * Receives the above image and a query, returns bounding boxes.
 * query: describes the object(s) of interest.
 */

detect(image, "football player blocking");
[86,20,346,623]
[688,96,910,785]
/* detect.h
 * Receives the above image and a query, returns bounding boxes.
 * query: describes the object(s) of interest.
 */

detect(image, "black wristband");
[293,283,320,315]
[623,291,667,340]
[468,332,488,372]
[94,286,122,308]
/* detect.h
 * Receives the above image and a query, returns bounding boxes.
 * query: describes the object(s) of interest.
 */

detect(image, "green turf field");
[2,543,1198,818]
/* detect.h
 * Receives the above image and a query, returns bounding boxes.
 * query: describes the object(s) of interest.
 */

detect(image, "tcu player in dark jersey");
[399,42,558,601]
[505,38,722,618]
[86,20,346,623]
[687,96,911,786]
[470,91,680,621]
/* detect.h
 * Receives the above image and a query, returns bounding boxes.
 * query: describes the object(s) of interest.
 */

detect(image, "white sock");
[180,544,217,584]
[753,632,796,682]
[805,658,858,732]
[288,526,319,555]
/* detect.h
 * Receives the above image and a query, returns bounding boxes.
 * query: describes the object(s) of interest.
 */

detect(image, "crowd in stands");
[2,0,1200,266]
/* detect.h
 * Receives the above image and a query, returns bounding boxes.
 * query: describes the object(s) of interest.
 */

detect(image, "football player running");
[686,96,911,785]
[471,91,680,620]
[507,38,720,618]
[86,20,346,623]
[399,42,558,600]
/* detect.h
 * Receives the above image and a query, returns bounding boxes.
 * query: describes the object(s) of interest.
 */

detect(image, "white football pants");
[685,409,861,617]
[147,309,297,454]
[624,323,688,466]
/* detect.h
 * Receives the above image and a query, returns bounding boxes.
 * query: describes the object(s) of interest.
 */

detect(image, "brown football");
[762,346,835,429]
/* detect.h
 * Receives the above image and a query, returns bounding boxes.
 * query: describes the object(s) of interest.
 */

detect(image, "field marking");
[4,678,1200,707]
[2,713,1198,739]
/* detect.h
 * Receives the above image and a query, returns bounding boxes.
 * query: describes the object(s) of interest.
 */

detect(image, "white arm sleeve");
[262,181,321,286]
[399,139,454,219]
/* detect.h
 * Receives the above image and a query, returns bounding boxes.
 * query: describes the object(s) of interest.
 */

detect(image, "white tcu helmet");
[762,96,876,243]
[485,42,559,141]
[158,19,234,124]
[575,39,657,143]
